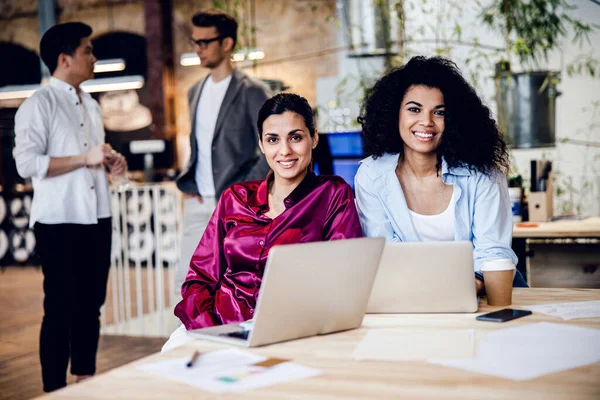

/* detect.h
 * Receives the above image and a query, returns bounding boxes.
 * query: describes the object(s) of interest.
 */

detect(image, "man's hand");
[45,144,111,177]
[475,278,485,295]
[102,146,128,175]
[106,150,127,175]
[85,144,110,167]
[182,193,203,203]
[102,146,116,166]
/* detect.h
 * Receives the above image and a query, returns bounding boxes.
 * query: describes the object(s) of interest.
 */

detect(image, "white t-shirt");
[408,191,456,241]
[408,190,515,272]
[194,74,232,197]
[14,77,111,227]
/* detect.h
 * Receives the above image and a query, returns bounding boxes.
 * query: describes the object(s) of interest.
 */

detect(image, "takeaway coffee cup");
[483,270,513,306]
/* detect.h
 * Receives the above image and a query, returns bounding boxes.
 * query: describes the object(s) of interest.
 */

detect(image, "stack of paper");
[428,322,600,380]
[526,300,600,320]
[138,348,321,393]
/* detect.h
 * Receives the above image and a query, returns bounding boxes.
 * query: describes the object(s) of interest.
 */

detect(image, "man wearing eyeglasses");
[175,9,271,298]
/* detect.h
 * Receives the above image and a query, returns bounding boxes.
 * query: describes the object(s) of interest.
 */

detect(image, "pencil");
[186,350,200,368]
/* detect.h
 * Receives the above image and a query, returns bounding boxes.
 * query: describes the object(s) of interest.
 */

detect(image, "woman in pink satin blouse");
[172,93,363,335]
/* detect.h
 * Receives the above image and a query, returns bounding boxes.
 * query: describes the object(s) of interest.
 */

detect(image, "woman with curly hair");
[355,56,527,300]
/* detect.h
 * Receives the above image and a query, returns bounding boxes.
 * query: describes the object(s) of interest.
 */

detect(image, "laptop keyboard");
[218,330,251,340]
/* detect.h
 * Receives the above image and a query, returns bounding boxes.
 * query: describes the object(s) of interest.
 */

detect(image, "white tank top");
[408,191,456,241]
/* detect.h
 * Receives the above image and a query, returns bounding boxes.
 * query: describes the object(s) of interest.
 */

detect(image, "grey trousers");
[174,196,216,299]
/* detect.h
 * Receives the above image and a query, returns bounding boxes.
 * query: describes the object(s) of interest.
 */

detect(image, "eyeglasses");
[188,35,224,50]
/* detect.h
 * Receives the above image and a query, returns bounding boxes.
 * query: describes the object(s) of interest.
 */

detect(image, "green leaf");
[454,23,462,40]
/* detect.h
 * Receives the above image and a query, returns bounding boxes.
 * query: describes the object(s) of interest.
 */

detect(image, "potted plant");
[481,0,598,148]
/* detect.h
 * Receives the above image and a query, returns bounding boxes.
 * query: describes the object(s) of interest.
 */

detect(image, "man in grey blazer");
[175,9,270,296]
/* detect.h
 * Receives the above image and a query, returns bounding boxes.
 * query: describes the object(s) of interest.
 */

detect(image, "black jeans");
[34,218,112,392]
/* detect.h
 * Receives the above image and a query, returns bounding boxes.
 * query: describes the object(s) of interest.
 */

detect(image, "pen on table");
[186,350,200,368]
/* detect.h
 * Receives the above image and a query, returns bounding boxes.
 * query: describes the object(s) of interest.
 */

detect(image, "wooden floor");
[0,267,167,400]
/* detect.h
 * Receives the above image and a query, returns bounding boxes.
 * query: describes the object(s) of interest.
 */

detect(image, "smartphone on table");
[476,308,532,322]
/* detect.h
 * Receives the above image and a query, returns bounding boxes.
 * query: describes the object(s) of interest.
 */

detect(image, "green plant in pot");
[481,0,598,149]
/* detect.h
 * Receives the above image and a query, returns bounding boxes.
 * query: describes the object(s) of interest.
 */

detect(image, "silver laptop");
[189,237,385,347]
[367,241,478,313]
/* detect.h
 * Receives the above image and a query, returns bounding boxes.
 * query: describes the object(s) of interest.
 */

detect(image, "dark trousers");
[34,218,112,392]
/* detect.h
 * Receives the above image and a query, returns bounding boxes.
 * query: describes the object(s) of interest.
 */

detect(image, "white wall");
[317,0,600,216]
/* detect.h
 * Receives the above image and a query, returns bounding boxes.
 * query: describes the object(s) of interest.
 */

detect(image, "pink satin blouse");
[174,172,363,330]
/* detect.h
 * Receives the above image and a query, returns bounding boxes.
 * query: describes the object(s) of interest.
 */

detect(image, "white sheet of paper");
[137,348,321,393]
[429,323,600,381]
[526,300,600,320]
[354,329,476,361]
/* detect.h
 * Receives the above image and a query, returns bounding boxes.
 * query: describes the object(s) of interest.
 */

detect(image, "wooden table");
[37,289,600,400]
[512,218,600,283]
[513,217,600,238]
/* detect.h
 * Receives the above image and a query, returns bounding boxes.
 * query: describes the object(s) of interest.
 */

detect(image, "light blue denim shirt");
[354,153,518,272]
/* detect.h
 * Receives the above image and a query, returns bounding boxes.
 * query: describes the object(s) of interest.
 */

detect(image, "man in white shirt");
[14,22,127,393]
[174,10,270,297]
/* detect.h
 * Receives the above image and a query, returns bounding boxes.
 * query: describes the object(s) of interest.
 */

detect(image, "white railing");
[101,182,183,337]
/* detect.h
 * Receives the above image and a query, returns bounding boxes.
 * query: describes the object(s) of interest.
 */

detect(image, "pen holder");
[528,162,553,222]
[528,190,553,222]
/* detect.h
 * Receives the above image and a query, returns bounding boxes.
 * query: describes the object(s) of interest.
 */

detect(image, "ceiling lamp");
[246,49,265,61]
[94,58,126,73]
[232,53,245,62]
[0,84,41,100]
[180,48,266,66]
[0,75,144,101]
[180,53,201,66]
[80,75,144,93]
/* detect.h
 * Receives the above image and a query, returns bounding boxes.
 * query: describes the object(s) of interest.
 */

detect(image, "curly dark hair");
[358,56,509,174]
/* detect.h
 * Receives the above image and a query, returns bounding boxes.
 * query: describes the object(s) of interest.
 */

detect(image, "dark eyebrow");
[405,101,445,109]
[265,129,304,137]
